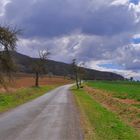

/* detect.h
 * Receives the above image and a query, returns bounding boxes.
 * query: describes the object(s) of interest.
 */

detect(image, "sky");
[0,0,140,80]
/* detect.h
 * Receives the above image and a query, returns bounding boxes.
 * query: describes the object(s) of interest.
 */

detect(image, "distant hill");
[11,51,124,80]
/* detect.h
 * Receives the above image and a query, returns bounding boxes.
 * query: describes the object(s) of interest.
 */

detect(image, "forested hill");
[11,51,124,80]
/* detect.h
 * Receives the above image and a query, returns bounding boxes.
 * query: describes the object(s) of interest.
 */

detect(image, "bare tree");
[72,59,79,89]
[78,63,85,87]
[32,50,50,87]
[0,25,20,87]
[130,77,134,82]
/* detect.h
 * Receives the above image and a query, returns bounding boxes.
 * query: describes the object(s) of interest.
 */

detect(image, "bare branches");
[39,49,51,61]
[0,25,20,52]
[0,25,19,88]
[72,59,79,89]
[32,49,51,87]
[71,59,86,89]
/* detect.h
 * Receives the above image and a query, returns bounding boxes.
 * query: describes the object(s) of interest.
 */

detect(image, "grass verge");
[0,85,56,113]
[72,87,140,140]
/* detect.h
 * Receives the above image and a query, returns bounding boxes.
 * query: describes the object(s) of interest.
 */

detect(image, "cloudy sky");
[0,0,140,79]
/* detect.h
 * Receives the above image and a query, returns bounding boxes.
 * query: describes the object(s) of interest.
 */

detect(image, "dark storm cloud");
[3,0,137,38]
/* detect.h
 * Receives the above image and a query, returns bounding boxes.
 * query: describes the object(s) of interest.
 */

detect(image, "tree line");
[0,25,85,89]
[0,25,51,88]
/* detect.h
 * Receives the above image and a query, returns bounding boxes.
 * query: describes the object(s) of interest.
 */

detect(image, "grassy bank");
[0,85,56,113]
[87,81,140,101]
[72,88,140,140]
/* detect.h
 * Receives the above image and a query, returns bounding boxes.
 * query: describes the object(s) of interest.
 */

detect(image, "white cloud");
[111,0,129,6]
[0,0,11,17]
[84,60,140,80]
[133,33,140,38]
[129,2,140,12]
[129,2,140,22]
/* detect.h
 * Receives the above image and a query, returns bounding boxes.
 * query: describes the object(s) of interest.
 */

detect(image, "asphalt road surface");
[0,84,83,140]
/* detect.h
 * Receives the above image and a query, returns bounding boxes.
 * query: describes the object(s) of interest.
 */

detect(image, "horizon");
[0,0,140,80]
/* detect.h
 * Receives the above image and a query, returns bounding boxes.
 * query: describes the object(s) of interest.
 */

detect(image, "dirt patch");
[14,76,72,88]
[132,120,140,128]
[115,98,140,105]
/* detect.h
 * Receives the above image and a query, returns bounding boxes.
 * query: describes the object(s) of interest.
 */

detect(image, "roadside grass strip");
[72,88,140,140]
[0,85,55,112]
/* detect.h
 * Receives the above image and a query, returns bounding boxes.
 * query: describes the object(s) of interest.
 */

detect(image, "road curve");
[0,84,83,140]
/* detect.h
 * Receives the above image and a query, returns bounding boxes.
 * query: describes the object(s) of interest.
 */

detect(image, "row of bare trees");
[0,25,86,89]
[0,25,51,88]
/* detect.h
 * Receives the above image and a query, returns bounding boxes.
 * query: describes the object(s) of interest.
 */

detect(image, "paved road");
[0,85,83,140]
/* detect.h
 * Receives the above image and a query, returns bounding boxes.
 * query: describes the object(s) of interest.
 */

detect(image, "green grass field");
[0,85,55,112]
[72,88,140,140]
[87,81,140,101]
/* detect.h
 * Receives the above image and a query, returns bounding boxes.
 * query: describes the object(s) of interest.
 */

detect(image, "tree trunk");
[75,72,79,89]
[79,77,81,87]
[35,72,39,87]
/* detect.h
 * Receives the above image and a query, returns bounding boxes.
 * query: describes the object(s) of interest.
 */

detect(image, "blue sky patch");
[132,38,140,44]
[130,0,139,4]
[99,63,123,70]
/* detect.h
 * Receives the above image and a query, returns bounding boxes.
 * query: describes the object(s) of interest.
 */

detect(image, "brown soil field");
[1,73,73,90]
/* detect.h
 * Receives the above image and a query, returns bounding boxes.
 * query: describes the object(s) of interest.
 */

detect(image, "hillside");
[11,51,124,80]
